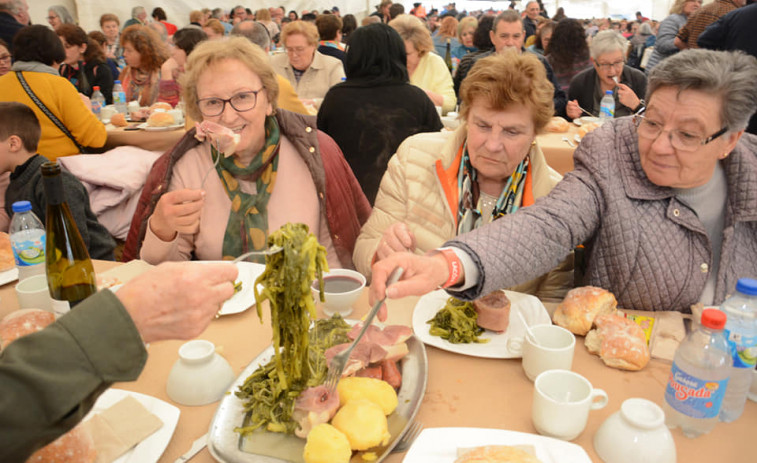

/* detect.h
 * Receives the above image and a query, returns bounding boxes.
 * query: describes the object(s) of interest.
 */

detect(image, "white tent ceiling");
[30,1,679,34]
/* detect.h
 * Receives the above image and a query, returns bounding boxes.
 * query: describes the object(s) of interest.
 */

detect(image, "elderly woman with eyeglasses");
[124,38,370,267]
[565,30,647,120]
[271,20,345,101]
[368,49,757,316]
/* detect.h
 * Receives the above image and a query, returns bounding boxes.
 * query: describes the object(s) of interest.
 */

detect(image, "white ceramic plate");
[403,427,591,463]
[136,122,184,131]
[412,289,551,359]
[84,389,180,463]
[0,267,19,286]
[196,261,265,316]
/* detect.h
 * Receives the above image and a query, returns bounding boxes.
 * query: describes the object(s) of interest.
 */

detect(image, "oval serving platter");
[207,328,428,463]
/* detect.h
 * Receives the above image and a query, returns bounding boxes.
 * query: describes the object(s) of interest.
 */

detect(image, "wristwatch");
[633,99,646,114]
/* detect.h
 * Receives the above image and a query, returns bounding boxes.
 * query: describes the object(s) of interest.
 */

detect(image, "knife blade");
[174,432,208,463]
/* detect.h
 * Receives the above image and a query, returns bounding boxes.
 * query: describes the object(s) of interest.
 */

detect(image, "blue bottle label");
[724,328,757,368]
[664,362,728,419]
[11,235,45,266]
[600,105,614,118]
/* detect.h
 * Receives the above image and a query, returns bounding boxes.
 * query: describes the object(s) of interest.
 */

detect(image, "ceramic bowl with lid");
[166,340,235,406]
[593,398,676,463]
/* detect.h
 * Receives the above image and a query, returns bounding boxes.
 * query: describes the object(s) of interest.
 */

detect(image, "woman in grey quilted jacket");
[369,49,757,314]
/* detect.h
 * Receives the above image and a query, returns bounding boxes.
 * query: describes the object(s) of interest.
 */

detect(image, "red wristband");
[439,248,462,288]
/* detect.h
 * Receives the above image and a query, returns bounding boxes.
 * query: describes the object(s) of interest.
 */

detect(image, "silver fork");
[392,420,423,453]
[200,137,221,190]
[323,267,404,393]
[232,246,284,263]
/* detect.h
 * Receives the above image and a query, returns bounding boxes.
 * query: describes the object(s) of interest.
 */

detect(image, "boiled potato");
[303,423,352,463]
[332,399,391,451]
[337,377,398,415]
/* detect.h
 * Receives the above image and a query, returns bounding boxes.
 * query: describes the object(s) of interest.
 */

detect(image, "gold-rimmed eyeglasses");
[197,89,264,117]
[285,46,309,55]
[634,114,728,152]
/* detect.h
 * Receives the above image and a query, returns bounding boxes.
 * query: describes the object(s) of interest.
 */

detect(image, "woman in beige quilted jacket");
[354,52,573,301]
[369,49,757,314]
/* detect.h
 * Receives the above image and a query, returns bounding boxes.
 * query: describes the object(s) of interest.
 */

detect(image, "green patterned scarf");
[214,116,280,261]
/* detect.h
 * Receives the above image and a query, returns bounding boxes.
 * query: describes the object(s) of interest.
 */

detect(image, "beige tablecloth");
[536,125,581,175]
[1,261,754,463]
[105,125,186,153]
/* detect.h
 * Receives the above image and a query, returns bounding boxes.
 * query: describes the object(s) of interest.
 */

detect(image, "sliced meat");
[473,291,511,333]
[380,360,402,389]
[348,323,413,346]
[324,342,388,376]
[355,365,383,380]
[194,120,240,156]
[293,385,340,438]
[383,342,409,362]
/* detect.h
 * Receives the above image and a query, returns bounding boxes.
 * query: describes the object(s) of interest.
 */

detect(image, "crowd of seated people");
[0,0,754,285]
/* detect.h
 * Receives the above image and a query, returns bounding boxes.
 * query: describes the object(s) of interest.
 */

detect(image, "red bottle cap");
[701,308,726,330]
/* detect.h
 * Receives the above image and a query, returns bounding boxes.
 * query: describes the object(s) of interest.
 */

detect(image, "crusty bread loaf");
[26,423,96,463]
[455,445,542,463]
[545,116,570,133]
[110,112,128,127]
[147,111,176,127]
[585,313,650,371]
[0,308,55,349]
[0,232,14,272]
[552,286,617,336]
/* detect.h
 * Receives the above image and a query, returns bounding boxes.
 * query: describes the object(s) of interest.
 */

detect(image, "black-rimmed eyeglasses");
[634,114,728,152]
[197,89,264,117]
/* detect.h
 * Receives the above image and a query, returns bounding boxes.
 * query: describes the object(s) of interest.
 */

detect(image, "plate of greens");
[412,289,550,359]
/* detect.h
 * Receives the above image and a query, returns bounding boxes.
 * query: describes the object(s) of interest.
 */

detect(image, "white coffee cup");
[532,369,608,441]
[167,108,184,125]
[15,274,53,312]
[100,105,116,122]
[507,324,575,381]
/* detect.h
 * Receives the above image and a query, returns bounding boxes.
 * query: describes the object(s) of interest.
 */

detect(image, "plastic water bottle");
[91,86,105,119]
[663,308,731,438]
[113,80,127,114]
[719,278,757,422]
[9,201,46,281]
[599,90,615,120]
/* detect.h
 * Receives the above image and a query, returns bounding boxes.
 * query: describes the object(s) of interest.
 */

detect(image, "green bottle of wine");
[41,162,97,315]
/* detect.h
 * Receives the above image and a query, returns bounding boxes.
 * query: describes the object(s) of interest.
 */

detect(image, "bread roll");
[147,112,176,127]
[0,232,14,272]
[455,445,542,463]
[585,313,650,371]
[26,423,96,463]
[149,101,172,112]
[546,116,570,133]
[0,308,55,349]
[552,286,617,336]
[110,113,128,127]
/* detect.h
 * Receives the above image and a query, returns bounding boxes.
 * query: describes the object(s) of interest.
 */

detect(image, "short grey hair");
[0,0,24,14]
[211,8,224,19]
[647,49,757,132]
[131,6,145,19]
[590,30,627,59]
[492,10,522,31]
[231,20,270,50]
[48,5,74,24]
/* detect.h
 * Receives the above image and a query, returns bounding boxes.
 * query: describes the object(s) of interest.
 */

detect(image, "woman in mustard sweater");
[0,25,105,161]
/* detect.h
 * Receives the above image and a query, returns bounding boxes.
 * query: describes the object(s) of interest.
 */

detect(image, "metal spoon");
[562,136,576,148]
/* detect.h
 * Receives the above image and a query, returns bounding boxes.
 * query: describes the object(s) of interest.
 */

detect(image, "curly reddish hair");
[120,25,168,72]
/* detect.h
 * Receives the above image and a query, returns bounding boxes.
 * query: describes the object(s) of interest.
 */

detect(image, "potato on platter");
[336,376,398,415]
[331,399,391,451]
[303,423,352,463]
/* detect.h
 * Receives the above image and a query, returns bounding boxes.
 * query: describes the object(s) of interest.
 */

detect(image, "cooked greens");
[427,297,489,344]
[235,223,350,435]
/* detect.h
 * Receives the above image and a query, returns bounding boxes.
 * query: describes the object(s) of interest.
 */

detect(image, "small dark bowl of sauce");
[311,269,366,317]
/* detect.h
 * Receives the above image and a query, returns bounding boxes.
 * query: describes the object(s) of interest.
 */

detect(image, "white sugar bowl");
[593,398,676,463]
[166,340,235,406]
